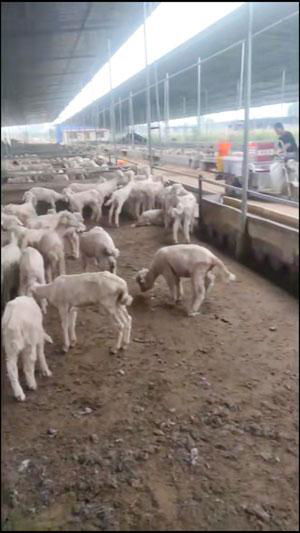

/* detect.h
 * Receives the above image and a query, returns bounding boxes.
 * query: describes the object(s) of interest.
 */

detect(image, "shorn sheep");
[80,226,120,273]
[19,247,48,314]
[136,244,236,316]
[32,272,132,354]
[1,233,22,313]
[2,296,53,401]
[168,192,197,243]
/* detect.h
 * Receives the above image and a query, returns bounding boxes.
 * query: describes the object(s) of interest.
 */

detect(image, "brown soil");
[2,220,299,531]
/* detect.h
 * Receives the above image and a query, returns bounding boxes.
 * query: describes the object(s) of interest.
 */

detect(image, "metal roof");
[74,2,299,128]
[1,2,159,126]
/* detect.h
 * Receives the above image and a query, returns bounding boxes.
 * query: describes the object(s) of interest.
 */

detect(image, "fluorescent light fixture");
[54,2,244,124]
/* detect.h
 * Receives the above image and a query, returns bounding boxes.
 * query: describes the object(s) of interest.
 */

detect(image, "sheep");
[7,176,34,184]
[105,172,135,227]
[130,177,165,218]
[19,247,48,314]
[25,209,83,230]
[168,192,198,243]
[1,213,24,231]
[3,202,37,225]
[36,212,85,283]
[64,188,104,222]
[1,233,22,313]
[160,183,189,229]
[131,209,164,227]
[96,170,127,200]
[63,227,80,260]
[64,180,105,194]
[23,187,65,210]
[136,244,236,316]
[2,296,53,401]
[80,226,120,273]
[31,271,133,354]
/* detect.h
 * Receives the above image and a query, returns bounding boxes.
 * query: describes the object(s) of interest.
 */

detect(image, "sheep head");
[136,268,150,292]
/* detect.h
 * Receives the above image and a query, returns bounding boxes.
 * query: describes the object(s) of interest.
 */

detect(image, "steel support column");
[197,57,201,135]
[164,73,169,144]
[143,2,152,170]
[129,91,134,149]
[119,97,122,140]
[236,2,253,259]
[107,38,117,163]
[281,68,286,114]
[154,62,162,145]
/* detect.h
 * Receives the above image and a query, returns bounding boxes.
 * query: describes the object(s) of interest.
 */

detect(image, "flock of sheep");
[1,157,236,403]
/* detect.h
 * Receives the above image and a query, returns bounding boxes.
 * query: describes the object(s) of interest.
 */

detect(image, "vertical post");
[182,96,186,142]
[129,92,134,149]
[143,2,152,171]
[236,2,253,259]
[197,57,201,136]
[154,62,162,145]
[281,68,286,115]
[198,174,203,226]
[107,38,117,164]
[119,97,122,141]
[239,40,245,108]
[164,73,169,144]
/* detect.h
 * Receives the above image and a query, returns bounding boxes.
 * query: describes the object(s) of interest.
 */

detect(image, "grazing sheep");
[2,296,53,401]
[1,233,21,313]
[19,247,47,314]
[32,271,133,354]
[80,226,120,273]
[136,244,236,316]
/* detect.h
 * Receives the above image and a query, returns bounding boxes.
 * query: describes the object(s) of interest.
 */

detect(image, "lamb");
[64,180,105,194]
[3,202,37,225]
[131,209,164,227]
[136,244,236,316]
[96,170,127,200]
[2,296,53,401]
[105,172,135,227]
[130,177,165,218]
[160,183,189,229]
[64,188,104,222]
[36,212,85,282]
[19,247,47,314]
[80,226,120,273]
[1,233,22,313]
[7,176,34,184]
[25,209,84,230]
[31,271,133,354]
[1,213,24,231]
[168,192,198,243]
[23,187,65,210]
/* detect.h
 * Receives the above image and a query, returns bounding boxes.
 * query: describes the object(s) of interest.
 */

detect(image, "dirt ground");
[2,219,299,531]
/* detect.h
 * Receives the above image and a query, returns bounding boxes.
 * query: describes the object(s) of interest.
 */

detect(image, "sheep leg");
[37,343,52,377]
[189,270,206,316]
[45,264,53,283]
[108,204,114,226]
[163,267,178,303]
[107,256,117,274]
[119,305,132,347]
[205,271,216,295]
[6,352,26,401]
[172,218,181,244]
[68,307,78,347]
[115,205,122,227]
[106,305,126,354]
[81,254,88,272]
[176,278,184,302]
[58,253,66,276]
[183,216,191,243]
[59,305,70,352]
[22,346,38,390]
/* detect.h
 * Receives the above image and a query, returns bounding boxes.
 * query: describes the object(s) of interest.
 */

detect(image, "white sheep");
[3,202,37,225]
[23,187,65,210]
[105,172,135,227]
[80,226,120,273]
[131,209,164,227]
[1,213,24,231]
[64,188,104,222]
[168,192,197,243]
[36,212,85,282]
[19,247,48,314]
[32,271,133,354]
[1,233,21,312]
[136,244,236,316]
[25,209,84,230]
[2,296,53,401]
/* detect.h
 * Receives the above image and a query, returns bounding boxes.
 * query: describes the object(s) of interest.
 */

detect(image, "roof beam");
[5,25,114,39]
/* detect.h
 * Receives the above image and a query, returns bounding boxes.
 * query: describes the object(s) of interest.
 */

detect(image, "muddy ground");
[2,219,299,531]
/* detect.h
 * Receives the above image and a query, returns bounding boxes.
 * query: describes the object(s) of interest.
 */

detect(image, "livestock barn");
[1,2,299,531]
